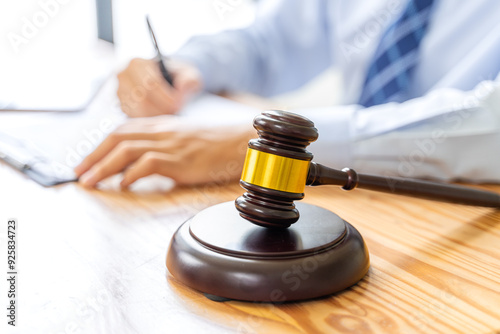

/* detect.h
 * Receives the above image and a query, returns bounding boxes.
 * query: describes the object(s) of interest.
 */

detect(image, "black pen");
[146,15,174,86]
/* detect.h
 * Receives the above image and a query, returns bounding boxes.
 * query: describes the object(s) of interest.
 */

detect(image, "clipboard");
[0,134,77,186]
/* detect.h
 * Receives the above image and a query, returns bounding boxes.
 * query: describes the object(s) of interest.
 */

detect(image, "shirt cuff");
[172,38,213,93]
[292,105,359,169]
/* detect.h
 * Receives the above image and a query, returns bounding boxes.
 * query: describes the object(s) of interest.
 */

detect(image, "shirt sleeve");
[296,78,500,183]
[173,0,333,97]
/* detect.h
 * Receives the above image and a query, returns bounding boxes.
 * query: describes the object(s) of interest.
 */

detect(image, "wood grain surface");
[1,162,499,334]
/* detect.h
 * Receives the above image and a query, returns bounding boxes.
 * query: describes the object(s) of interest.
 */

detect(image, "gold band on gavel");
[240,148,310,194]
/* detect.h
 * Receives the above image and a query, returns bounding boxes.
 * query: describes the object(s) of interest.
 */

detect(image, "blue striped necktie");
[358,0,435,107]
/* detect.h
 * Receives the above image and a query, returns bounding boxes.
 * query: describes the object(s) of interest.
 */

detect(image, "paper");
[0,82,260,186]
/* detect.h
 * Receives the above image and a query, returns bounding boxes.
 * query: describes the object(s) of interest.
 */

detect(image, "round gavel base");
[166,201,369,302]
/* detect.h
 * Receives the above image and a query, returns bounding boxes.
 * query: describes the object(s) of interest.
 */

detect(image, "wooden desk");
[1,162,499,334]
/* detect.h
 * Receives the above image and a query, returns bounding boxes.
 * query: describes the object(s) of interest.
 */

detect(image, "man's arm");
[117,0,334,118]
[299,78,500,183]
[174,0,333,97]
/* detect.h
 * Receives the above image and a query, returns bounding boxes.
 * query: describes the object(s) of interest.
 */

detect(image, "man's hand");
[117,58,203,117]
[74,116,254,188]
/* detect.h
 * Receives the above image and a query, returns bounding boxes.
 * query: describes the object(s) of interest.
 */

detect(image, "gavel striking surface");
[167,201,369,302]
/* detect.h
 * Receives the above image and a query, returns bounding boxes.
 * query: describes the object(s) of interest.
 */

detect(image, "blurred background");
[0,0,341,111]
[0,0,339,187]
[0,0,257,110]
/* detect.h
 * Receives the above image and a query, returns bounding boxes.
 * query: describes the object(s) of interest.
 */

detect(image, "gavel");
[167,109,499,302]
[235,110,500,228]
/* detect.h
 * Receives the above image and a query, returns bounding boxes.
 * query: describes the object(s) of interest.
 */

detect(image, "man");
[75,0,500,188]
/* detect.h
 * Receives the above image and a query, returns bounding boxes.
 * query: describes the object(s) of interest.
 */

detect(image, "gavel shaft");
[306,162,500,208]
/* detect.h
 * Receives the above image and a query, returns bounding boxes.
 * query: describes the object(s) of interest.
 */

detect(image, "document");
[0,79,260,186]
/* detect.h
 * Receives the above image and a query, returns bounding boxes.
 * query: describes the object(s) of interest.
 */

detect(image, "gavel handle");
[306,162,500,208]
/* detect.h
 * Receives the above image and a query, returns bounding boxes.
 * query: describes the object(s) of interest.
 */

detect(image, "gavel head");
[235,110,318,228]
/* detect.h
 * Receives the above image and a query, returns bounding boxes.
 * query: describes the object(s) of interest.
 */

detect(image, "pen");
[146,15,174,86]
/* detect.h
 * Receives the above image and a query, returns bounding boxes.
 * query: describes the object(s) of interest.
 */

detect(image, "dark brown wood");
[238,109,500,230]
[235,180,303,228]
[251,110,319,158]
[235,110,319,228]
[166,201,370,302]
[168,111,371,303]
[307,162,500,207]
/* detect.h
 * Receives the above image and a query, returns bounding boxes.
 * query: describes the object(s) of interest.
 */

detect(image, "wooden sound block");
[166,201,369,302]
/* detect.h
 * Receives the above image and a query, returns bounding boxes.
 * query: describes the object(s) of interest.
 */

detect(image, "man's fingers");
[128,59,180,114]
[145,74,179,112]
[117,58,181,117]
[173,69,202,96]
[74,130,164,177]
[116,58,202,117]
[78,140,162,187]
[120,151,173,188]
[118,78,175,117]
[117,76,140,117]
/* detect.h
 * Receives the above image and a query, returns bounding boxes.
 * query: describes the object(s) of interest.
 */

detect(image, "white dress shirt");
[175,0,500,183]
